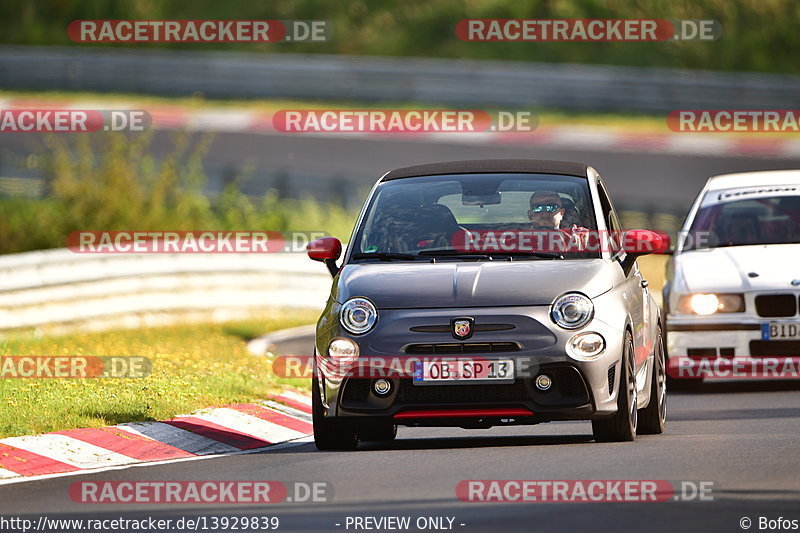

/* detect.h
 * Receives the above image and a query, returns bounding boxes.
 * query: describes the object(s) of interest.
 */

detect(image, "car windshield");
[683,193,800,250]
[351,173,600,260]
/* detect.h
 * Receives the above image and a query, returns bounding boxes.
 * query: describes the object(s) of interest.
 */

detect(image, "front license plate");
[413,360,514,385]
[762,322,800,340]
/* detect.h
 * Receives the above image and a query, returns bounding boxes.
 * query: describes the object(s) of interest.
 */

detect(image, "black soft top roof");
[380,159,589,181]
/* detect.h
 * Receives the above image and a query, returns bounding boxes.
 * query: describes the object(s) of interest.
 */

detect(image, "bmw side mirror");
[307,237,342,277]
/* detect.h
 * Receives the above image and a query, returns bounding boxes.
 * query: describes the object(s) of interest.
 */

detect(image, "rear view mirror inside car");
[462,191,501,206]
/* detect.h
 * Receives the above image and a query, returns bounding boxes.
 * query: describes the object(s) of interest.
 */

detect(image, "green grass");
[0,125,360,254]
[0,311,317,438]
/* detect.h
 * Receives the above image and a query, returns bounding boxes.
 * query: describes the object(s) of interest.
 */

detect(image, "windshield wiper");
[352,252,420,261]
[417,249,493,259]
[491,251,564,260]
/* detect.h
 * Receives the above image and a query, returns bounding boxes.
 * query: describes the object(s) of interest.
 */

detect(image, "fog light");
[327,338,359,366]
[373,378,392,396]
[567,332,606,361]
[535,374,552,391]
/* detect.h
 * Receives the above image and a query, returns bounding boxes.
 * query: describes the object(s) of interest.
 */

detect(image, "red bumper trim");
[393,407,534,419]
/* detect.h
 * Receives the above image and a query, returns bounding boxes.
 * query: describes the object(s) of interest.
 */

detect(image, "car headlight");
[339,297,378,334]
[327,338,359,363]
[567,332,606,361]
[323,338,360,384]
[550,292,594,330]
[677,293,745,315]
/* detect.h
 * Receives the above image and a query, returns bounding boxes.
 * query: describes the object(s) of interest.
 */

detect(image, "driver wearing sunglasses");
[528,191,565,229]
[528,191,590,252]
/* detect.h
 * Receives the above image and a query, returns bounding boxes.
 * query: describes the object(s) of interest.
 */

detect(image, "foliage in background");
[0,132,358,254]
[0,312,316,438]
[0,0,798,74]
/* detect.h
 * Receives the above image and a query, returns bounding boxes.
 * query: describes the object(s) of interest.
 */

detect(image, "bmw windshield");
[683,192,800,250]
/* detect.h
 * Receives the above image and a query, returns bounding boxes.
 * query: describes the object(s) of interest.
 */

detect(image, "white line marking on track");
[0,468,20,479]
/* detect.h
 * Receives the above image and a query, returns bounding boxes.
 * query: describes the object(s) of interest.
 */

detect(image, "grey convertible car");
[306,160,668,449]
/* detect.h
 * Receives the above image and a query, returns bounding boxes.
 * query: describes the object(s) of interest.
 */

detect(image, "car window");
[596,181,623,254]
[684,194,800,250]
[353,173,599,259]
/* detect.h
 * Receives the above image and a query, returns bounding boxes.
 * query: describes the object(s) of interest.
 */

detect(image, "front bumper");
[666,315,800,357]
[666,314,800,379]
[315,305,628,424]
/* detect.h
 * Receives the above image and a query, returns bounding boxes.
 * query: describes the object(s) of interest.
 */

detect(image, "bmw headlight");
[550,292,594,330]
[677,293,744,315]
[339,297,378,334]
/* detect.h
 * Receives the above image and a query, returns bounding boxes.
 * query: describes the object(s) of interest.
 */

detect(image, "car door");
[596,180,649,370]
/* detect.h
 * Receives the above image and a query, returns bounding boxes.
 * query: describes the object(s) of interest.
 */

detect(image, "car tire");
[592,331,637,442]
[357,423,397,442]
[638,325,667,435]
[312,365,359,451]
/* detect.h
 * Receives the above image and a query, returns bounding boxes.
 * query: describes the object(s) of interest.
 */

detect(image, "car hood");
[675,244,800,293]
[333,259,616,309]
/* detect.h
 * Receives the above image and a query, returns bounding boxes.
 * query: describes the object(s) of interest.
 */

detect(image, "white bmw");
[664,170,800,381]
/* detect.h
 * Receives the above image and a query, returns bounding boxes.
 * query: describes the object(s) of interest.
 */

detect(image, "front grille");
[755,294,797,318]
[409,323,515,333]
[749,340,800,357]
[531,364,591,407]
[404,342,520,354]
[720,348,735,358]
[608,365,616,395]
[342,378,372,403]
[400,380,529,403]
[687,348,716,358]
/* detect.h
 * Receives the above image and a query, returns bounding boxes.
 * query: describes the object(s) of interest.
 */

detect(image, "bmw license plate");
[413,359,514,385]
[762,322,800,340]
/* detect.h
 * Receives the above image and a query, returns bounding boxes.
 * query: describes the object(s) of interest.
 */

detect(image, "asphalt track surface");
[3,130,800,210]
[1,347,798,533]
[1,133,799,532]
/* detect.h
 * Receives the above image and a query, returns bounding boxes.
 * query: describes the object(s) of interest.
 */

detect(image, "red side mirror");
[622,229,670,256]
[307,237,342,262]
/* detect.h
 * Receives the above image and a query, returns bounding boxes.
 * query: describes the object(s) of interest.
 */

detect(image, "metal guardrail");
[0,249,330,332]
[1,45,800,112]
